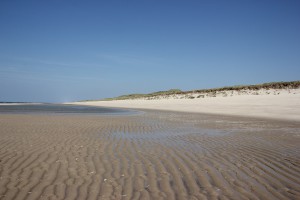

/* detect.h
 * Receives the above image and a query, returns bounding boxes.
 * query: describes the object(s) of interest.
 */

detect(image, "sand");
[71,88,300,121]
[0,110,300,199]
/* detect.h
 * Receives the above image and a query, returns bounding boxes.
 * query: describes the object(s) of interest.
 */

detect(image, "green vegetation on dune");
[194,81,300,93]
[82,81,300,102]
[102,89,182,101]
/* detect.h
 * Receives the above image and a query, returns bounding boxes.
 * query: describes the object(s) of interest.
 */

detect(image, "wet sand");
[0,110,300,199]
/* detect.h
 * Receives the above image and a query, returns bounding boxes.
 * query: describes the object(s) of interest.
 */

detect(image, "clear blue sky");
[1,0,300,102]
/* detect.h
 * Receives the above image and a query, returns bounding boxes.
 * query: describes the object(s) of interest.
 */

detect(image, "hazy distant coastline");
[0,102,41,105]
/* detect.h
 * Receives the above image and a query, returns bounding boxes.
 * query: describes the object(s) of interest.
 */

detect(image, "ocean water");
[0,103,137,115]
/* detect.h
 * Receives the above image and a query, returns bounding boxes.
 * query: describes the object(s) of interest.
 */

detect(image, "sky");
[0,0,300,102]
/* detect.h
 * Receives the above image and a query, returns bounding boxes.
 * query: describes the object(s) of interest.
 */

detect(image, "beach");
[0,106,300,199]
[2,0,300,198]
[71,88,300,122]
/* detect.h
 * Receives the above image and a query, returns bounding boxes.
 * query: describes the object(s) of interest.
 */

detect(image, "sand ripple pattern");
[0,111,300,200]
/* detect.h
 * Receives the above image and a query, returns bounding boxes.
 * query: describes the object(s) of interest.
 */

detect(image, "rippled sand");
[0,111,299,200]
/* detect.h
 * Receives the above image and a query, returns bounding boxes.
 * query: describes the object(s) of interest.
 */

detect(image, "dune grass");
[81,81,300,102]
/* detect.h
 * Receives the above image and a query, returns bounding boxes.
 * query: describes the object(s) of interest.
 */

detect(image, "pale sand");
[0,111,299,199]
[71,89,300,121]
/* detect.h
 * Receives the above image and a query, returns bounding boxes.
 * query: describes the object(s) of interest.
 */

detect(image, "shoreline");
[70,88,300,122]
[0,103,42,106]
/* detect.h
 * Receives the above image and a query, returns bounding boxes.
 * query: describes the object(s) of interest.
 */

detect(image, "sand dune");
[0,111,299,199]
[72,88,300,121]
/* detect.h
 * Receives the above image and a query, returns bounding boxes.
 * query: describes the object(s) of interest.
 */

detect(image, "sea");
[0,103,137,115]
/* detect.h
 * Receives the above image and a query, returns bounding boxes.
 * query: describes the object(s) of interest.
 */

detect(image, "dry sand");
[71,88,300,121]
[0,110,300,199]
